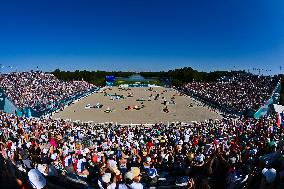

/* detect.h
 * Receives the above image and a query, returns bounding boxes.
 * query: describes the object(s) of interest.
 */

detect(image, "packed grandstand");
[181,73,280,115]
[0,71,283,189]
[0,71,95,112]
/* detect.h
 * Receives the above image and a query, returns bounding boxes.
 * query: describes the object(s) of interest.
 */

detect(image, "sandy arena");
[52,87,222,124]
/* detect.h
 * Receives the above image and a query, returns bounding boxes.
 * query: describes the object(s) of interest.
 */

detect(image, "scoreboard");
[106,76,116,86]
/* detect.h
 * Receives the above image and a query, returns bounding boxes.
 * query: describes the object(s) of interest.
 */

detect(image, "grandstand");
[0,70,283,189]
[3,0,284,188]
[0,71,98,117]
[180,73,281,118]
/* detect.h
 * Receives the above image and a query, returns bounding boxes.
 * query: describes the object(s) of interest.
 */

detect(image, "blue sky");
[0,0,284,74]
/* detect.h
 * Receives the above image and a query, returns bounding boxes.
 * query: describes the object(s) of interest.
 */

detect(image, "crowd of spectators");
[181,73,279,113]
[0,111,284,189]
[0,71,95,112]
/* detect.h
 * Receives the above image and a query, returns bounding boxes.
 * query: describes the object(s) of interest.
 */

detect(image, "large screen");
[106,75,116,82]
[106,76,116,86]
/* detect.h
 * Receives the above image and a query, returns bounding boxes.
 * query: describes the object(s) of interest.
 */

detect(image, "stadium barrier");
[119,83,158,88]
[70,121,196,128]
[0,88,22,115]
[254,80,282,119]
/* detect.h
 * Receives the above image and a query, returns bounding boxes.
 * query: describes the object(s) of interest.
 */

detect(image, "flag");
[277,112,283,128]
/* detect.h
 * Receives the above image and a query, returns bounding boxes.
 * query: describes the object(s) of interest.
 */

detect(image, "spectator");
[181,73,279,113]
[0,107,283,188]
[0,71,95,112]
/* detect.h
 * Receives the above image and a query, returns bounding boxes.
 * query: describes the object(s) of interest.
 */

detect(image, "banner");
[254,80,281,119]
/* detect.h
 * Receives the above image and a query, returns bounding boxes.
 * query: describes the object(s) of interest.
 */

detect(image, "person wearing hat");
[129,167,143,189]
[75,154,89,177]
[28,169,47,189]
[174,146,185,174]
[20,149,33,171]
[125,171,134,187]
[98,172,112,189]
[36,164,49,176]
[118,154,128,175]
[147,164,159,186]
[108,155,118,169]
[63,150,75,173]
[125,169,143,189]
[107,168,129,189]
[188,153,212,189]
[260,168,277,189]
[129,150,141,168]
[143,157,151,172]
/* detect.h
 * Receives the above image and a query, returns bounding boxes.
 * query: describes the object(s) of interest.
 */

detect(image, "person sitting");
[147,164,159,185]
[75,154,89,177]
[126,167,143,189]
[143,157,152,173]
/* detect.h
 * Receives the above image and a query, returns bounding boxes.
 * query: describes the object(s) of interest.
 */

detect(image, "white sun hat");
[28,169,47,189]
[262,168,277,183]
[102,173,112,184]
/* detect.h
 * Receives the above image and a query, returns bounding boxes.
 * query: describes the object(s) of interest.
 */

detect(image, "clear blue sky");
[0,0,284,74]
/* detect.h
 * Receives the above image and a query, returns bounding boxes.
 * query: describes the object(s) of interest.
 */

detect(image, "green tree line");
[52,67,237,86]
[51,68,284,105]
[52,69,134,86]
[280,75,284,105]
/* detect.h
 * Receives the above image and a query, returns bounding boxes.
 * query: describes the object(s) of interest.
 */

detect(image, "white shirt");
[130,182,143,189]
[64,155,72,166]
[184,133,190,143]
[77,158,86,173]
[108,159,117,168]
[107,183,128,189]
